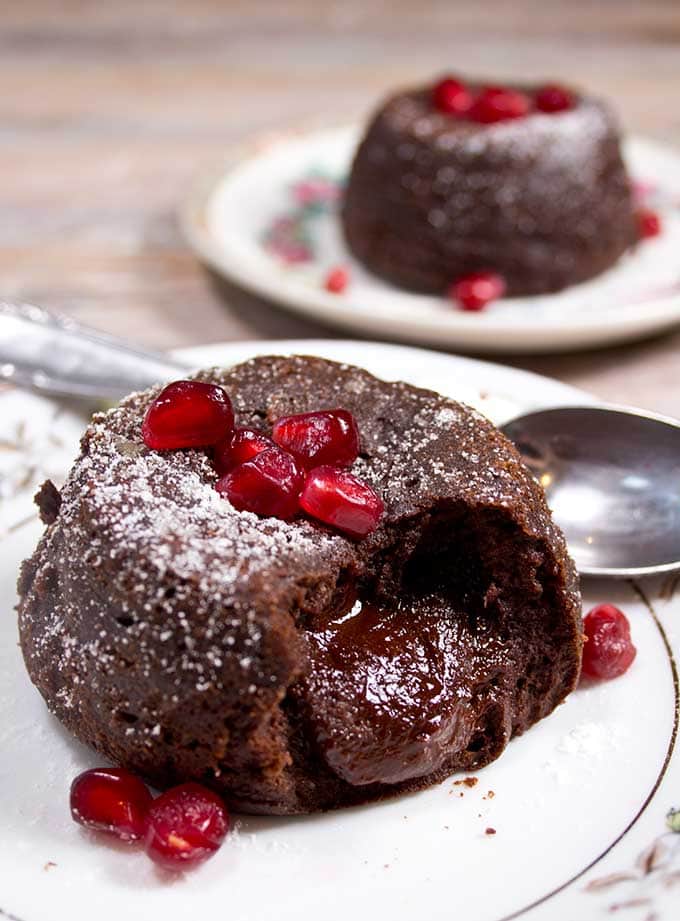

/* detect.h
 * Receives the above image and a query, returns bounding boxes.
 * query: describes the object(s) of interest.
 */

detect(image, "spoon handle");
[0,302,188,401]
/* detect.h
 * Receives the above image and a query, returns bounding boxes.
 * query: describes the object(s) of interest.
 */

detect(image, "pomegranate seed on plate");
[216,445,305,520]
[272,409,360,469]
[70,767,152,842]
[144,782,229,871]
[581,603,637,681]
[432,76,473,116]
[324,266,350,294]
[534,84,574,113]
[142,380,234,451]
[214,427,274,475]
[449,271,506,311]
[468,86,530,123]
[300,465,383,539]
[637,208,662,239]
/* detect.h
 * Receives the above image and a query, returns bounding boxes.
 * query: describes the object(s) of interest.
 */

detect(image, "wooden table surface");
[3,1,680,415]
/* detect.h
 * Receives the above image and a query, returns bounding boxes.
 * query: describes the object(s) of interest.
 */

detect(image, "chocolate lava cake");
[17,356,582,814]
[342,78,637,295]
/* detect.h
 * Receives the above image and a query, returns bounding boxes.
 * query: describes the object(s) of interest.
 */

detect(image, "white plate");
[2,340,680,921]
[182,126,680,353]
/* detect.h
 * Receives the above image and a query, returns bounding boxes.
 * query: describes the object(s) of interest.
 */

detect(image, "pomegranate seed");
[300,465,383,539]
[468,86,530,124]
[216,446,305,520]
[214,427,273,475]
[272,409,360,469]
[432,76,473,116]
[638,208,662,239]
[449,271,506,311]
[142,380,234,451]
[581,604,637,681]
[70,768,152,842]
[324,266,350,294]
[535,84,574,113]
[144,783,229,871]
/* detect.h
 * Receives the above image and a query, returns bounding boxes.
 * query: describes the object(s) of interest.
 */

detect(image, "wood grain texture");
[2,0,680,413]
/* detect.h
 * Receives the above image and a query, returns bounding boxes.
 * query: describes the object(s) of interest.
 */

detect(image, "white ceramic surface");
[1,340,679,921]
[182,127,680,353]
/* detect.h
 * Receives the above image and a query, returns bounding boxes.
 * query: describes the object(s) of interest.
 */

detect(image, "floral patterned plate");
[1,340,679,921]
[182,126,680,353]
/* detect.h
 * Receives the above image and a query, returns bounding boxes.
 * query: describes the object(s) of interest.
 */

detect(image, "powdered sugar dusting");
[384,88,615,196]
[557,721,625,757]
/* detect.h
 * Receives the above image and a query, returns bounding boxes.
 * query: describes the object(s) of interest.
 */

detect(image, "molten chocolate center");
[302,591,507,786]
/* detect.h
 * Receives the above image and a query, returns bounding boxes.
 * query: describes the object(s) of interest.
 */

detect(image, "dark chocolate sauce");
[302,594,506,786]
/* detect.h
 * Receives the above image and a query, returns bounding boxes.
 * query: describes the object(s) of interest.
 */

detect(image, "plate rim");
[172,336,590,405]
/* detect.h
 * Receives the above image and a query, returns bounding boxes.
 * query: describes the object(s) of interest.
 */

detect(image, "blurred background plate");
[182,128,680,354]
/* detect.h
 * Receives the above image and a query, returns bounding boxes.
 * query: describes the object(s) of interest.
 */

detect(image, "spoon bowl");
[502,405,680,578]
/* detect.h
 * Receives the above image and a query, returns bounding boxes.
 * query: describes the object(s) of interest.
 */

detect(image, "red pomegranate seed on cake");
[449,271,506,311]
[213,427,274,475]
[142,381,234,451]
[432,76,473,116]
[638,208,662,239]
[144,783,229,871]
[300,465,384,539]
[535,84,574,113]
[216,446,305,520]
[324,266,350,294]
[468,87,530,123]
[272,409,360,469]
[70,768,152,842]
[581,604,637,681]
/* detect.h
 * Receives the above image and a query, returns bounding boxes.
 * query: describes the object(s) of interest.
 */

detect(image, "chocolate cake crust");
[342,83,636,295]
[17,356,582,814]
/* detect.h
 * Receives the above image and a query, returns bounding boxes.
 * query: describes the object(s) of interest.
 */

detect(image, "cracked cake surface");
[17,355,582,814]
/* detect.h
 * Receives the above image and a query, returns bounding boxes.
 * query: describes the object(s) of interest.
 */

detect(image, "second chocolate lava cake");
[342,80,636,295]
[18,356,582,814]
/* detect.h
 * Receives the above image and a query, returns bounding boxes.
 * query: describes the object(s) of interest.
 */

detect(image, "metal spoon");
[502,406,680,578]
[2,301,679,578]
[0,301,187,400]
